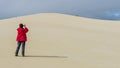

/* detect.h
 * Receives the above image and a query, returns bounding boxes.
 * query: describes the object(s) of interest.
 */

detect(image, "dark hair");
[19,23,23,28]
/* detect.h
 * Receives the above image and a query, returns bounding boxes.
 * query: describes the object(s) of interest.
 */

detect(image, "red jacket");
[16,27,29,41]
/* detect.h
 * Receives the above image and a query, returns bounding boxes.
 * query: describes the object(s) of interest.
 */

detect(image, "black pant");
[15,41,26,56]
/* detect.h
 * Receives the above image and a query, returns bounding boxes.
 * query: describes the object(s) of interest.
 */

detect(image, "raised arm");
[24,25,29,33]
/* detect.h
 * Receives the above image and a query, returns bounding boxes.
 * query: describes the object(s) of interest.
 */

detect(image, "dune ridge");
[0,13,120,68]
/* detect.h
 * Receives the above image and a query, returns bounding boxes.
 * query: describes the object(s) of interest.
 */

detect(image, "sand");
[0,13,120,68]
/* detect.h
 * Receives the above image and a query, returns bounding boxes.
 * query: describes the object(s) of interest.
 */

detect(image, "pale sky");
[0,0,120,20]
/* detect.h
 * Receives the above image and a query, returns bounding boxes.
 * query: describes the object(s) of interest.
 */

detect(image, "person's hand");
[24,24,26,27]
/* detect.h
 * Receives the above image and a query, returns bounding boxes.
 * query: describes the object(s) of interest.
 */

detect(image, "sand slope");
[0,13,120,68]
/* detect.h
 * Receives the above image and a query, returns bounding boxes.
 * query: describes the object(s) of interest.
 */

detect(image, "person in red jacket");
[15,23,29,57]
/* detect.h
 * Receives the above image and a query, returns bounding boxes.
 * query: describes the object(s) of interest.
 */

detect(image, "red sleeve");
[24,27,29,33]
[17,28,22,34]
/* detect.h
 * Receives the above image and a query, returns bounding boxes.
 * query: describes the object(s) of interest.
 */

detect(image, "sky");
[0,0,120,20]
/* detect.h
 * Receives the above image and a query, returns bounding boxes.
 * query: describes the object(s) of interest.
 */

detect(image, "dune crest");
[0,13,120,68]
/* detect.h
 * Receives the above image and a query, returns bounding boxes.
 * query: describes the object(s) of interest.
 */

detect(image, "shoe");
[15,55,18,56]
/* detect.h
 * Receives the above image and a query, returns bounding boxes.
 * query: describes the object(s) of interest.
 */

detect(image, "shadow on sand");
[17,55,68,58]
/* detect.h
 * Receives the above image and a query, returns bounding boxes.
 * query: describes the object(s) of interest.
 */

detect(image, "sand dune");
[0,13,120,68]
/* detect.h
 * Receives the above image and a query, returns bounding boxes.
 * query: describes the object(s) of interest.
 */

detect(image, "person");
[15,23,29,57]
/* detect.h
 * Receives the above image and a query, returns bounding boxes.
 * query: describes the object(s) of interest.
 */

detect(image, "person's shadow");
[19,55,68,58]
